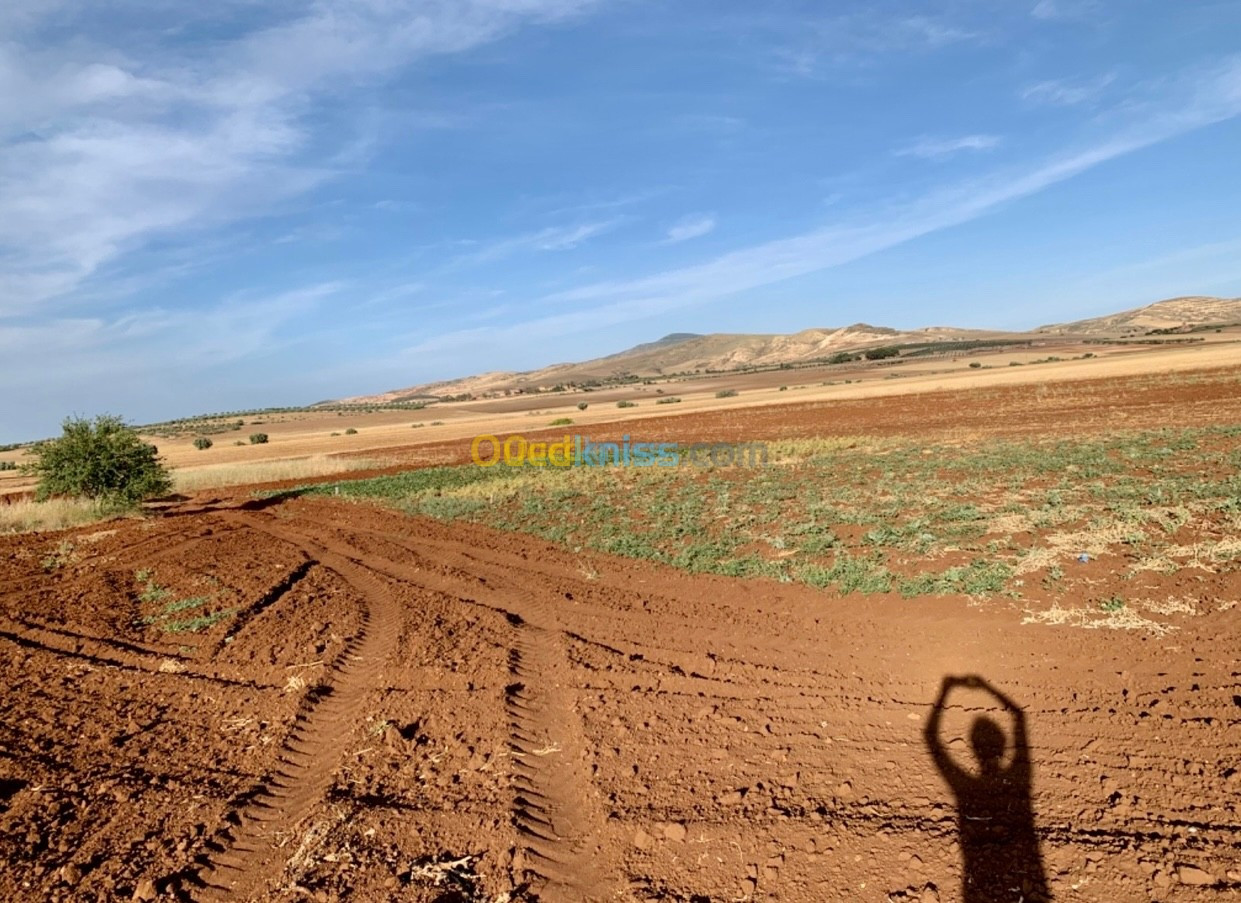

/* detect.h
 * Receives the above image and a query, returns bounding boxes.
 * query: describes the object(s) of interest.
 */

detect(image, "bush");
[27,415,172,506]
[969,361,982,369]
[193,437,213,451]
[577,402,589,411]
[249,433,269,444]
[616,400,638,409]
[345,427,358,435]
[0,461,17,471]
[827,351,858,365]
[715,389,738,398]
[549,418,574,426]
[863,346,900,361]
[779,385,788,391]
[655,397,682,405]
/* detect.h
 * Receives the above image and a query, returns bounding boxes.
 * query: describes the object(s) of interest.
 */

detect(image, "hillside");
[1036,295,1241,335]
[341,295,1240,402]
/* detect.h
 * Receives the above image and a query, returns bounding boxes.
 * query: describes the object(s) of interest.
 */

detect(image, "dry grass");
[1022,602,1176,635]
[0,497,117,534]
[172,454,379,492]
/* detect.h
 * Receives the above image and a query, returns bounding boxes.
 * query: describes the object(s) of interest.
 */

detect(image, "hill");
[340,295,1240,402]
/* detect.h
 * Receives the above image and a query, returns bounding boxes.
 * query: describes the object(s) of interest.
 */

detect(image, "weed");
[41,539,76,572]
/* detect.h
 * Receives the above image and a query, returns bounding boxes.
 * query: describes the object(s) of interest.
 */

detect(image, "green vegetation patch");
[288,423,1241,603]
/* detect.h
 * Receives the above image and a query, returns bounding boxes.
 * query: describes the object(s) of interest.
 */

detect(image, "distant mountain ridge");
[341,295,1240,402]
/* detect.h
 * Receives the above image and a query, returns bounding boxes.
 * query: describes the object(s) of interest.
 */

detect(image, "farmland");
[1,362,1239,901]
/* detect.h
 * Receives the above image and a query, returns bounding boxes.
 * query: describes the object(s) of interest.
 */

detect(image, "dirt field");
[2,367,1240,902]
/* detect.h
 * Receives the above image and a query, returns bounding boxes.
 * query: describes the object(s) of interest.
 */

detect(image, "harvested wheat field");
[2,368,1240,903]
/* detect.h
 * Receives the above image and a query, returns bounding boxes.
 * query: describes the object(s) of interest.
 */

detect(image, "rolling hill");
[341,295,1240,402]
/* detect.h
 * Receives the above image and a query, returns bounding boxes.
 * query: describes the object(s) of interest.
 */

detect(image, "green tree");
[26,415,172,506]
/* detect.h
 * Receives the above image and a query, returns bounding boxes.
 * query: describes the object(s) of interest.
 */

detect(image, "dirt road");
[1,488,1238,902]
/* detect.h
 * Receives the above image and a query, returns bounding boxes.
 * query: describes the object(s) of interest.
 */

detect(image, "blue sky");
[3,0,1241,441]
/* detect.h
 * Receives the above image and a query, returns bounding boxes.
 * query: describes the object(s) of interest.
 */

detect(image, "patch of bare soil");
[1,493,1238,902]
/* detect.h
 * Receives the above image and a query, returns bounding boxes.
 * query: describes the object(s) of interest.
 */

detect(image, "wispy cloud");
[451,220,620,266]
[0,282,342,384]
[1022,72,1116,106]
[774,9,983,77]
[409,57,1241,353]
[1031,0,1102,22]
[0,0,600,316]
[895,134,1002,159]
[664,214,717,244]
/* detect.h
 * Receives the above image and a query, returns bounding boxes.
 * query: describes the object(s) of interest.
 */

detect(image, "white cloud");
[1022,73,1116,106]
[895,134,1002,159]
[665,214,717,243]
[0,0,601,316]
[0,281,341,386]
[450,220,620,265]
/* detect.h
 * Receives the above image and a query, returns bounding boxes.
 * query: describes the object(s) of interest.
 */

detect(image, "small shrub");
[330,431,341,437]
[345,427,358,435]
[430,421,444,426]
[249,433,268,444]
[549,418,574,426]
[577,402,589,411]
[0,461,17,471]
[655,397,682,405]
[1099,595,1125,612]
[715,389,738,398]
[411,423,424,429]
[616,400,638,409]
[193,437,213,451]
[778,385,788,391]
[234,440,245,446]
[969,361,982,369]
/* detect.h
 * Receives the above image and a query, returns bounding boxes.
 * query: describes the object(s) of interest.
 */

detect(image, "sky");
[3,0,1241,441]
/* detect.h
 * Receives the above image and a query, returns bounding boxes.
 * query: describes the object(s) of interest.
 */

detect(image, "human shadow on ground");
[925,675,1052,902]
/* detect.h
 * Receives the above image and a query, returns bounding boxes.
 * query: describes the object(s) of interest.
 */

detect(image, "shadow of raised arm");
[924,676,969,790]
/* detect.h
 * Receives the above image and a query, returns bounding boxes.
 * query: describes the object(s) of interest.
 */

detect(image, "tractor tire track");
[266,510,619,900]
[190,514,400,902]
[505,605,617,902]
